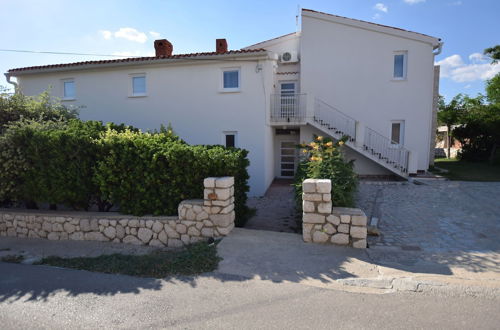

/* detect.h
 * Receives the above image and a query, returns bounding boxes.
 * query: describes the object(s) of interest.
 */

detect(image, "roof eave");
[302,9,441,47]
[8,50,270,76]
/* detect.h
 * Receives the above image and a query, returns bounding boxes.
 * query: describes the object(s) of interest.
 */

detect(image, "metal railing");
[363,127,410,173]
[270,93,307,123]
[313,98,356,141]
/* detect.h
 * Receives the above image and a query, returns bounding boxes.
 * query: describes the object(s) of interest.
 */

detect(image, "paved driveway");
[357,180,500,253]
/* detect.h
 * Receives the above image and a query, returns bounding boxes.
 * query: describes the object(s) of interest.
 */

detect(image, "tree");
[484,45,500,64]
[437,95,463,158]
[485,73,500,105]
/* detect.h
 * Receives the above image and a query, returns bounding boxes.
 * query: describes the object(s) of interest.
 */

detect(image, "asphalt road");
[1,262,499,329]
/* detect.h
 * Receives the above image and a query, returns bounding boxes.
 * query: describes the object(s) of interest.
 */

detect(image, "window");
[223,131,237,147]
[130,74,146,97]
[221,68,240,91]
[62,79,75,100]
[391,121,405,146]
[393,52,407,80]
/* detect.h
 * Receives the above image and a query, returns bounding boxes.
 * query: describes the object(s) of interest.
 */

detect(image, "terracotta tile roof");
[8,48,267,73]
[302,8,440,41]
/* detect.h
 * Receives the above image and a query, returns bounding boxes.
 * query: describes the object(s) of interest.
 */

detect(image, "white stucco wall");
[300,12,438,172]
[16,57,276,196]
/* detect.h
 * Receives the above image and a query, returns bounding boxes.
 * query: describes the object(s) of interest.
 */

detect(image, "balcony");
[270,93,307,125]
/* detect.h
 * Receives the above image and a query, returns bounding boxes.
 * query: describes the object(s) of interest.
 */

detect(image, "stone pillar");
[302,178,367,248]
[203,177,235,236]
[302,178,332,243]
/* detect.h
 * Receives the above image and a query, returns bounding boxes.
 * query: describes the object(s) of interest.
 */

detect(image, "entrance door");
[280,82,297,119]
[280,141,297,178]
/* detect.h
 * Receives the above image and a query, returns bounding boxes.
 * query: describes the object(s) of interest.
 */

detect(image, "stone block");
[158,231,168,244]
[52,223,63,232]
[340,215,351,224]
[215,176,234,188]
[165,224,180,238]
[350,226,367,239]
[316,179,331,193]
[302,179,317,193]
[181,234,190,244]
[116,225,125,239]
[351,215,368,226]
[302,201,315,213]
[204,177,216,188]
[176,224,187,234]
[187,226,200,237]
[123,235,142,245]
[326,214,341,226]
[201,227,214,237]
[145,220,154,229]
[152,221,163,233]
[323,194,331,202]
[220,204,234,215]
[42,222,52,232]
[216,223,234,236]
[303,213,325,224]
[203,220,214,227]
[215,188,231,201]
[99,219,109,226]
[211,212,235,227]
[312,230,329,243]
[317,202,332,214]
[85,232,107,241]
[196,211,209,220]
[212,199,231,207]
[323,223,336,235]
[185,209,196,220]
[69,232,83,240]
[352,239,367,249]
[149,239,164,247]
[103,226,116,239]
[63,223,76,233]
[138,228,153,243]
[90,219,99,231]
[302,193,323,202]
[331,233,349,245]
[47,232,59,240]
[128,220,140,227]
[338,224,350,234]
[302,223,313,242]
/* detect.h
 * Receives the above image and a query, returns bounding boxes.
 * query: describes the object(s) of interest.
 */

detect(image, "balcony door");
[279,81,297,119]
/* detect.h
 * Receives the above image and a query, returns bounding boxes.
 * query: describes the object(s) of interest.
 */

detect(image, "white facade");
[6,9,441,196]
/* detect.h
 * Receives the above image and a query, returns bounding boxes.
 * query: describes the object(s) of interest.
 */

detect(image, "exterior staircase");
[270,94,411,178]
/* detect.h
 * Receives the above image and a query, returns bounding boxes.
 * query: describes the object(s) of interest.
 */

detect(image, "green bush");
[294,135,358,212]
[0,90,78,134]
[95,128,250,223]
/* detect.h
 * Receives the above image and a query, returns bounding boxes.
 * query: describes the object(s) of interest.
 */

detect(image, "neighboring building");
[5,9,442,196]
[435,125,462,158]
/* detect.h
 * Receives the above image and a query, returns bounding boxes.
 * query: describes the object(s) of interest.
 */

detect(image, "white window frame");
[222,131,238,147]
[392,51,408,81]
[61,78,76,101]
[129,73,147,97]
[220,68,241,93]
[390,120,405,147]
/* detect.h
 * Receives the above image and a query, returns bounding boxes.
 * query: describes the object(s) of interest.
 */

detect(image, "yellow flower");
[302,149,308,154]
[313,145,319,150]
[309,142,316,147]
[339,141,345,146]
[316,136,323,141]
[325,141,333,147]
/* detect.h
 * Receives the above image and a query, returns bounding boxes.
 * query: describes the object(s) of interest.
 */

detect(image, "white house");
[5,9,442,196]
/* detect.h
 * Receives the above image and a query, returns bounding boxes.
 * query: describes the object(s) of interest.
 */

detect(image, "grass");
[36,241,221,278]
[432,158,500,181]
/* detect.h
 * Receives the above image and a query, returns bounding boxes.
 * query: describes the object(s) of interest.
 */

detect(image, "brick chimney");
[216,39,228,54]
[154,39,173,57]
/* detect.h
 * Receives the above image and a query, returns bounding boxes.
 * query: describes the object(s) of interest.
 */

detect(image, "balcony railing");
[313,98,356,141]
[270,93,307,123]
[363,127,410,173]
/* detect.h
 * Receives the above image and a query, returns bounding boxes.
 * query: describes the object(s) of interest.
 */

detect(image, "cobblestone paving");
[245,180,299,233]
[356,180,500,254]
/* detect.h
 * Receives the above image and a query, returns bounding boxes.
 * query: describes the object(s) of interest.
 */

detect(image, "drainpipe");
[433,41,444,56]
[4,73,18,93]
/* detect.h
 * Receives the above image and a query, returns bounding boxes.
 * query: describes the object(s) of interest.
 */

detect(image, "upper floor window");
[62,79,75,100]
[222,68,240,92]
[393,52,407,80]
[130,74,147,97]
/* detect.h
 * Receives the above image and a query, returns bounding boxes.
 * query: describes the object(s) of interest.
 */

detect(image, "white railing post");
[355,121,364,148]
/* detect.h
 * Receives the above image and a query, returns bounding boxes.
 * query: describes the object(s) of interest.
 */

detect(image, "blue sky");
[1,0,498,100]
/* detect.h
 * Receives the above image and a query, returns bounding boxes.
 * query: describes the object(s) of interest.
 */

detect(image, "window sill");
[391,78,407,82]
[128,94,147,98]
[219,88,241,93]
[61,98,76,101]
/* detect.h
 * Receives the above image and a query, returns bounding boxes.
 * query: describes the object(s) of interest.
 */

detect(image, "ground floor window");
[223,131,237,147]
[391,120,405,146]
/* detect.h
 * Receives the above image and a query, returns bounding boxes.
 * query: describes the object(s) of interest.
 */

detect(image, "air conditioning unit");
[280,51,299,63]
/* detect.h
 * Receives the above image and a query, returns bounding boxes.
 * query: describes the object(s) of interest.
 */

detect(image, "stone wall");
[302,179,367,248]
[0,177,236,248]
